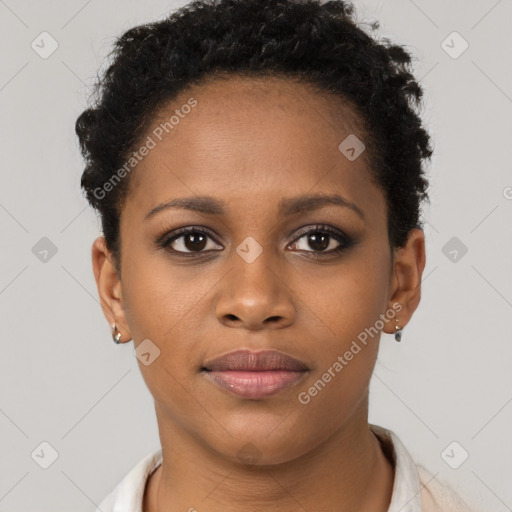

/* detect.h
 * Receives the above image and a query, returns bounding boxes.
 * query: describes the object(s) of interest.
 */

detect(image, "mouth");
[201,349,309,400]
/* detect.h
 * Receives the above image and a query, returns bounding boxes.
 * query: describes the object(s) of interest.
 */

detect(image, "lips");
[202,349,309,372]
[202,349,309,399]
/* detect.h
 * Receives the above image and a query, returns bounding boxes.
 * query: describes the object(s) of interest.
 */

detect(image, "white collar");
[371,423,423,511]
[100,423,423,512]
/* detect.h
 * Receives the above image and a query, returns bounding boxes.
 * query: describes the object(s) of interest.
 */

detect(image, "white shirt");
[98,423,476,511]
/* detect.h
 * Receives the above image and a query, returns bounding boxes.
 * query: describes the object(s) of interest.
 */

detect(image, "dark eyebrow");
[145,196,225,220]
[145,193,365,221]
[278,193,365,220]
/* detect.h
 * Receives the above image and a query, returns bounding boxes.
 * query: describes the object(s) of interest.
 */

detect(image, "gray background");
[1,0,511,510]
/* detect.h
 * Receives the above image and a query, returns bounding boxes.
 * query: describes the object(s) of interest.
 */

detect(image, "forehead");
[123,75,382,221]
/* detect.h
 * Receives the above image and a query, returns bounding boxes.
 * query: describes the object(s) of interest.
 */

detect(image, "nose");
[215,249,296,330]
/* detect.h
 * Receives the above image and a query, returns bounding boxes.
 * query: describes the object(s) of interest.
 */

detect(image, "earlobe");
[91,236,131,342]
[384,228,426,336]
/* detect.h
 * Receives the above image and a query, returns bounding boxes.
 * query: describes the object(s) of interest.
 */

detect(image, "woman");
[75,0,477,510]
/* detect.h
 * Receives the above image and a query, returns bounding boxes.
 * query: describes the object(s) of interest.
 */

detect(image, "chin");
[205,421,313,467]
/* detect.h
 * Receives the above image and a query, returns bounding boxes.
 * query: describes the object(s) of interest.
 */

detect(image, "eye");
[159,227,223,254]
[157,224,354,257]
[288,225,352,255]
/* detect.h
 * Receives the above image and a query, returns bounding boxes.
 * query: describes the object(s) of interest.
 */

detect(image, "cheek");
[293,280,384,440]
[121,254,203,339]
[302,253,390,344]
[292,251,390,408]
[122,271,203,425]
[120,256,214,388]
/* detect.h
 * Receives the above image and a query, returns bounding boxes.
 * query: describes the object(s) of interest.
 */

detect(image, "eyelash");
[157,224,354,258]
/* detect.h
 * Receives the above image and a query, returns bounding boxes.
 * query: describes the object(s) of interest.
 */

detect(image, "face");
[93,75,425,465]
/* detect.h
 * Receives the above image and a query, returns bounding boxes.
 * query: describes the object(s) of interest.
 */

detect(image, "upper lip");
[202,349,309,372]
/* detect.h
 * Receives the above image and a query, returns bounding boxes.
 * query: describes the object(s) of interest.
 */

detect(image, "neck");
[144,399,394,512]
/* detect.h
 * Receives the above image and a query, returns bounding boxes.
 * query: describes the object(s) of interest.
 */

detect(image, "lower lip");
[203,370,307,399]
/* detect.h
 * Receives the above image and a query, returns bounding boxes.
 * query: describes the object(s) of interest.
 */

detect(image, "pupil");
[185,233,207,251]
[309,233,329,251]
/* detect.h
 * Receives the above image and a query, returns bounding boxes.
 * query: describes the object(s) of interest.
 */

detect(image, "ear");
[382,228,426,334]
[91,236,132,343]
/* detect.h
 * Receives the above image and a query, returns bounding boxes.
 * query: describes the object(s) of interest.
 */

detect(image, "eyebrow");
[144,193,365,221]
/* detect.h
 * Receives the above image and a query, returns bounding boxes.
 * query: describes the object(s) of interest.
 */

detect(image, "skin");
[92,75,426,511]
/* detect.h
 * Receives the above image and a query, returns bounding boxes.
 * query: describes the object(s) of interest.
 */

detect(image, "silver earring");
[112,323,122,344]
[394,317,403,342]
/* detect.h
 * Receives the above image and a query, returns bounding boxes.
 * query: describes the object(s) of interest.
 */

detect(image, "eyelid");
[157,225,221,246]
[290,224,347,242]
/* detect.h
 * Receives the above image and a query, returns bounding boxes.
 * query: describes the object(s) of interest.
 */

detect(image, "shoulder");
[369,424,480,512]
[417,464,480,512]
[98,448,163,512]
[98,489,116,512]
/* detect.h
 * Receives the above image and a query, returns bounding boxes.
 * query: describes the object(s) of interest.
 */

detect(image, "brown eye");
[288,225,353,255]
[161,227,223,254]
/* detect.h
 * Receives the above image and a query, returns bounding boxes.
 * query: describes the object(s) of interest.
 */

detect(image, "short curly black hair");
[76,0,433,274]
